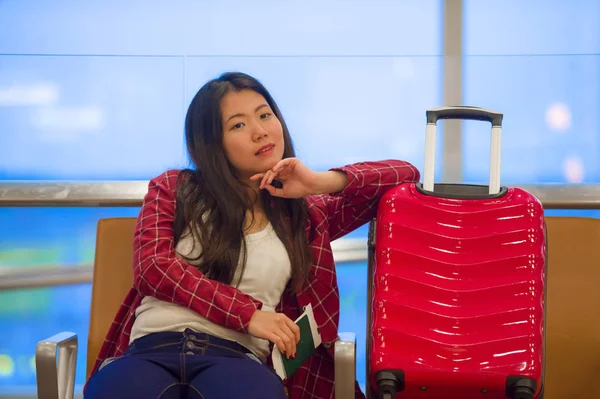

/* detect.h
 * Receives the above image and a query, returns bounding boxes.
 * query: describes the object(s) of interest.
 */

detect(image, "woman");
[84,72,420,399]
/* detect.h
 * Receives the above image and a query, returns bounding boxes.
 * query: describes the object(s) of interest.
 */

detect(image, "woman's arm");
[132,171,262,333]
[321,159,420,241]
[252,158,419,241]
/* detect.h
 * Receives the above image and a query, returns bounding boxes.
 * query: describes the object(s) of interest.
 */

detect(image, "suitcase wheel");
[375,370,405,399]
[506,376,537,399]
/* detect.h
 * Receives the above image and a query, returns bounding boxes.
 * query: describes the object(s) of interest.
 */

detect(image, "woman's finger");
[266,170,279,186]
[277,328,294,359]
[277,160,297,180]
[279,322,298,357]
[264,184,285,198]
[285,317,301,345]
[250,173,265,181]
[260,170,273,189]
[269,333,288,357]
[272,158,294,173]
[277,167,293,181]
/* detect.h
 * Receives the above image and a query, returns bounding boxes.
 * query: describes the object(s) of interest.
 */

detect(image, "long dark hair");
[173,72,312,293]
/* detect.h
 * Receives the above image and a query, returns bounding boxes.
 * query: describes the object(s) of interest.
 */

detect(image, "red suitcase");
[368,107,546,399]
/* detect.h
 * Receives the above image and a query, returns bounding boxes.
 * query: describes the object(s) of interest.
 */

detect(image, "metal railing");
[1,181,599,291]
[0,181,598,208]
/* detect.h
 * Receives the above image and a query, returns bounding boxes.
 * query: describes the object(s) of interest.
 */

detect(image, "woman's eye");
[260,113,272,120]
[232,122,244,130]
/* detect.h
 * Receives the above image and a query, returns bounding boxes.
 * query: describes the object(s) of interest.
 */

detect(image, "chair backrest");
[544,216,600,398]
[85,216,600,394]
[86,217,137,378]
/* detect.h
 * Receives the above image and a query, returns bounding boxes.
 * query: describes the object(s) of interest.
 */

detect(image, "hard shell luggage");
[367,106,547,399]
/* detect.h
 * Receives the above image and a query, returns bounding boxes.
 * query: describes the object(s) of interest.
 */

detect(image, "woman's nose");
[252,124,268,141]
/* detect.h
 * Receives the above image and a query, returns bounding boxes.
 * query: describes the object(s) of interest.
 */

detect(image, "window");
[462,0,600,184]
[0,0,444,180]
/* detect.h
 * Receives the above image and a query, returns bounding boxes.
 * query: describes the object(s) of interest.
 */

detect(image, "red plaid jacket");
[88,160,419,398]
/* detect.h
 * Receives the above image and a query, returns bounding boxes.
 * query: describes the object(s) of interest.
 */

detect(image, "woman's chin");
[260,155,283,170]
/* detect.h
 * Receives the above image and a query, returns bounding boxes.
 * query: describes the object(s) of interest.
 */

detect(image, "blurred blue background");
[0,0,599,395]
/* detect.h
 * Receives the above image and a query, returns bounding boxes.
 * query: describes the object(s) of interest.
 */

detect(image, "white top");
[129,223,291,360]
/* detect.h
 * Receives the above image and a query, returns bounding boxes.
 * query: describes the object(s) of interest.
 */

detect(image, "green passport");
[272,303,322,381]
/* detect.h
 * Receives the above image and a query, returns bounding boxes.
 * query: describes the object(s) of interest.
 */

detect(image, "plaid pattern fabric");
[87,160,419,398]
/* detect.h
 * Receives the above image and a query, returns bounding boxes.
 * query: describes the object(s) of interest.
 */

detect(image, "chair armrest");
[334,332,356,399]
[36,331,78,399]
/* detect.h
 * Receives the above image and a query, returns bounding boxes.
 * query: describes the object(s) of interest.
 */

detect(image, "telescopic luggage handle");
[423,106,504,195]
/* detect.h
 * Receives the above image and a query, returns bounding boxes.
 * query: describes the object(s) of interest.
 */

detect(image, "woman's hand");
[250,158,348,198]
[248,310,300,359]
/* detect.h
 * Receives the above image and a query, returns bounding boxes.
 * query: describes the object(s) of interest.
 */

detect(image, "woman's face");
[220,89,285,180]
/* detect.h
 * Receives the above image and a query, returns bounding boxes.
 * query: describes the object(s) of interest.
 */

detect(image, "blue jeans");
[84,329,287,399]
